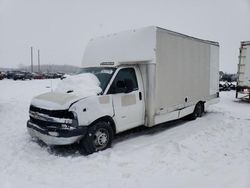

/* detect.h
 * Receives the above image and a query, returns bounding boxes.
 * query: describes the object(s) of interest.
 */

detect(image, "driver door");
[108,67,144,132]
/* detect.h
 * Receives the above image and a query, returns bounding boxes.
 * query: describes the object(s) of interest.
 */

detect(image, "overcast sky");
[0,0,250,73]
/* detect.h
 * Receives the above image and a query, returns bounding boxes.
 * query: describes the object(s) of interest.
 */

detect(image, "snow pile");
[55,73,102,96]
[0,80,250,188]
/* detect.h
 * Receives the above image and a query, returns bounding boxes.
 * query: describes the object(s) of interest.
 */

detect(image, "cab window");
[108,68,138,94]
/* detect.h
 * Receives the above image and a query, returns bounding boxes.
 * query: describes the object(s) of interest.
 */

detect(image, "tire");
[187,102,204,120]
[79,121,114,155]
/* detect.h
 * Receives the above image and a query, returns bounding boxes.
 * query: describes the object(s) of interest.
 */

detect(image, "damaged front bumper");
[27,120,87,145]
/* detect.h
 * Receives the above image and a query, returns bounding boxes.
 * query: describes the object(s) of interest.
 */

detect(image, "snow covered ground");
[0,79,250,188]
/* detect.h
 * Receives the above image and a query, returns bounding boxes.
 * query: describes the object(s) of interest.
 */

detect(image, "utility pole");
[30,46,33,72]
[38,49,40,72]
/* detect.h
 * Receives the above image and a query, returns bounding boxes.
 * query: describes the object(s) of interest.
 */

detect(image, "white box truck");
[27,26,220,154]
[236,41,250,100]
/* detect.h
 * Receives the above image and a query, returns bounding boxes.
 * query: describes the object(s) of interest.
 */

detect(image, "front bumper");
[27,120,87,145]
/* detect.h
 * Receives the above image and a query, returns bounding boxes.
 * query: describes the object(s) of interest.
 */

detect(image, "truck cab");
[69,64,146,134]
[27,64,146,154]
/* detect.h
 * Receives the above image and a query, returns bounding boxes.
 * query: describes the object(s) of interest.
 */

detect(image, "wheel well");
[90,116,116,135]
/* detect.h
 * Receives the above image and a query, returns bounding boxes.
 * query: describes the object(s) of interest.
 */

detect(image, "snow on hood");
[31,73,102,110]
[55,73,102,96]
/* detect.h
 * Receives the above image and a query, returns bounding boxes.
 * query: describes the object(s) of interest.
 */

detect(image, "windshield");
[77,67,116,91]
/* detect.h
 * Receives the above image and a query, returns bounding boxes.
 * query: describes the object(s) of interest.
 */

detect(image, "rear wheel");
[79,121,113,155]
[187,102,204,120]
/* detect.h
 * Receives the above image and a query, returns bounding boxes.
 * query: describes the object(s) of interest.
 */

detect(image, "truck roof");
[156,27,219,47]
[82,26,219,67]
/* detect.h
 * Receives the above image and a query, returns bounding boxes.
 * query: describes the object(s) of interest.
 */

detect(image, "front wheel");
[79,121,114,155]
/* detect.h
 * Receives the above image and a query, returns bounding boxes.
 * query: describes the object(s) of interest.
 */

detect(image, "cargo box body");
[152,28,219,125]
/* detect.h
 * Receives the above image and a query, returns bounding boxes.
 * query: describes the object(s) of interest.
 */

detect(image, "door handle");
[139,92,142,100]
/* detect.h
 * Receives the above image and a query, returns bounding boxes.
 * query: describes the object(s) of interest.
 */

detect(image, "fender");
[69,95,114,126]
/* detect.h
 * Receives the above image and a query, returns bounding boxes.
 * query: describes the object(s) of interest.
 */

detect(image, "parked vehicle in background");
[48,72,64,79]
[236,41,250,100]
[43,73,54,79]
[27,26,220,154]
[32,72,45,79]
[13,71,26,80]
[221,73,237,82]
[219,81,230,91]
[24,72,33,80]
[6,71,16,79]
[36,72,64,79]
[2,70,65,80]
[219,81,236,91]
[60,74,70,80]
[13,71,32,80]
[230,82,236,90]
[0,72,4,80]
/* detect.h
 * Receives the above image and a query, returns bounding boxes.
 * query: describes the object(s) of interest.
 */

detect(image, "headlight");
[64,119,73,124]
[71,111,78,127]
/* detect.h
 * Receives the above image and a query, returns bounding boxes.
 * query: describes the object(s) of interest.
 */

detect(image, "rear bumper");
[27,120,87,145]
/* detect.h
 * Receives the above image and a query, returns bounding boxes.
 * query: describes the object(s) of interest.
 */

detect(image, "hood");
[31,92,87,110]
[31,73,103,110]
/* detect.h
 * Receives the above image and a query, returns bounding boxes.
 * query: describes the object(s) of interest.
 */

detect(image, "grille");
[29,105,74,119]
[30,116,62,130]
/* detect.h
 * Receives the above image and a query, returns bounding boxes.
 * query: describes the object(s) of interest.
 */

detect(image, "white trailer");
[27,26,220,154]
[236,41,250,100]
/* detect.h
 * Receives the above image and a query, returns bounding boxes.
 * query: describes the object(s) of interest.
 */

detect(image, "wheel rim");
[93,128,109,150]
